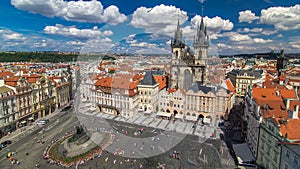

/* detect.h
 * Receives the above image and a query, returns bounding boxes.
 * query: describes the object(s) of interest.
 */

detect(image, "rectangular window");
[284,163,288,169]
[286,150,290,158]
[294,156,298,165]
[274,153,278,163]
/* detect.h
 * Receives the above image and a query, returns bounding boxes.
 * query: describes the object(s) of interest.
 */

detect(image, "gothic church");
[170,17,209,90]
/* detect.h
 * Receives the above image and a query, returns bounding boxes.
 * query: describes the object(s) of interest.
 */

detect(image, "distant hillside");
[0,52,78,63]
[219,51,300,59]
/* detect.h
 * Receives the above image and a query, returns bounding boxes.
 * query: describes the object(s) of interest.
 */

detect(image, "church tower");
[171,19,185,59]
[193,17,209,85]
[170,19,186,89]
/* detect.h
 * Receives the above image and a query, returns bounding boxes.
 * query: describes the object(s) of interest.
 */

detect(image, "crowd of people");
[42,130,112,168]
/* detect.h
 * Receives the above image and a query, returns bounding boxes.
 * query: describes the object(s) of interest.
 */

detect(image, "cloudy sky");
[1,0,300,55]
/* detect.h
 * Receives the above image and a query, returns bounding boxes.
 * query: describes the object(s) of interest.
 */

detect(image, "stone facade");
[170,18,209,90]
[93,74,140,117]
[227,69,264,97]
[280,144,300,169]
[0,86,17,136]
[138,71,159,113]
[185,82,232,123]
[158,89,185,119]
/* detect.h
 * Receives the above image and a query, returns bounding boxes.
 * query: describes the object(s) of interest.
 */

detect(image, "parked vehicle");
[37,119,49,126]
[0,140,11,150]
[61,105,72,113]
[1,140,12,146]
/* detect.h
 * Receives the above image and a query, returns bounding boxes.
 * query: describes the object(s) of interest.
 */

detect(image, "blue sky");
[0,0,300,55]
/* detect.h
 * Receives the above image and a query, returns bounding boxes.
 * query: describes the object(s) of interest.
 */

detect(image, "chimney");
[286,99,290,110]
[279,78,283,85]
[292,105,299,119]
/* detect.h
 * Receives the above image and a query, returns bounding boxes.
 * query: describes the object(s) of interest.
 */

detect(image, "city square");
[0,103,235,169]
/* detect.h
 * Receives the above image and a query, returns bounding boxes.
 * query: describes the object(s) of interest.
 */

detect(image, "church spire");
[171,16,185,49]
[200,17,204,31]
[174,17,181,41]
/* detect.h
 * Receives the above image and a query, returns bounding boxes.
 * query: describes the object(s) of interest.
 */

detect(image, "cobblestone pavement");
[79,102,223,142]
[0,102,235,169]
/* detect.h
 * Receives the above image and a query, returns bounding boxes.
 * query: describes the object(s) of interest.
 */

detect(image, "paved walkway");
[0,106,69,143]
[79,102,223,141]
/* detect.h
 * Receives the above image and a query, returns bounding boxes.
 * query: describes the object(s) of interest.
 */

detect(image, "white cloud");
[216,43,231,49]
[251,28,263,33]
[130,42,157,48]
[222,32,272,44]
[253,38,272,43]
[43,24,113,39]
[238,27,263,33]
[230,34,251,42]
[11,0,127,25]
[3,32,26,41]
[80,37,114,53]
[134,47,169,54]
[191,15,234,32]
[130,4,188,36]
[0,29,26,41]
[237,27,278,37]
[225,32,252,42]
[238,10,259,23]
[67,41,85,46]
[125,34,137,44]
[102,5,127,25]
[260,4,300,30]
[289,42,300,49]
[261,30,277,35]
[291,44,300,49]
[181,25,195,39]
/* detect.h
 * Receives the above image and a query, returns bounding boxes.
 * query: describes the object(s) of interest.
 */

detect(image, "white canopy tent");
[156,112,172,118]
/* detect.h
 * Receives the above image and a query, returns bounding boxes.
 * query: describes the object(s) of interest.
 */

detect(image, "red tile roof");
[225,78,235,93]
[94,74,140,96]
[0,71,14,78]
[4,76,20,82]
[168,88,177,94]
[153,75,167,91]
[253,87,298,119]
[275,118,300,141]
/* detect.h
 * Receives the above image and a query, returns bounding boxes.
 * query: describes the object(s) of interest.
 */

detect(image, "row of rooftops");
[93,70,168,96]
[249,86,300,142]
[0,63,76,90]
